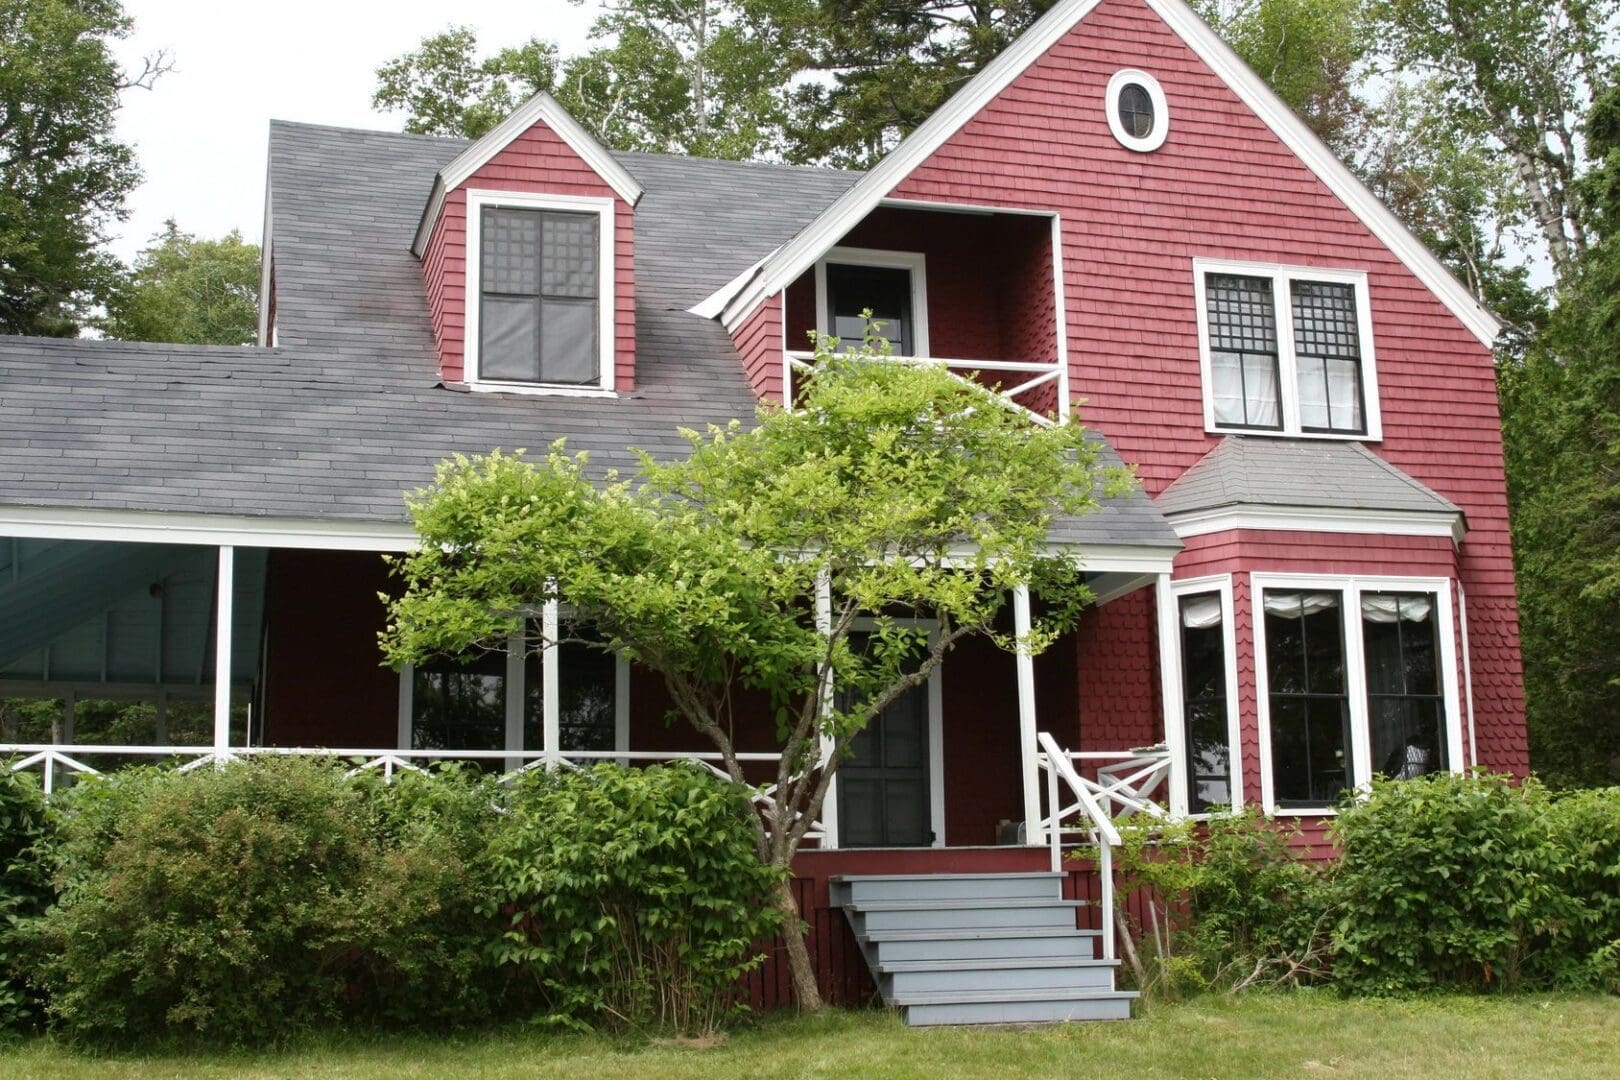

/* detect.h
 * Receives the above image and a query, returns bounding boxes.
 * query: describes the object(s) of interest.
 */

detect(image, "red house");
[0,0,1523,1023]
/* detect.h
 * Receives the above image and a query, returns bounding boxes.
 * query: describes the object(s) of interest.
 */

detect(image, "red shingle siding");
[734,295,785,402]
[874,0,1522,772]
[421,122,636,389]
[1075,587,1162,752]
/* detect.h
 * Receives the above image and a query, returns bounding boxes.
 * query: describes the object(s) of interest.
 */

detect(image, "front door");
[838,659,933,847]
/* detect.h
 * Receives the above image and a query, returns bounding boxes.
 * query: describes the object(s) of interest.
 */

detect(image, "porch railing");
[785,350,1067,425]
[1034,733,1173,962]
[0,744,827,842]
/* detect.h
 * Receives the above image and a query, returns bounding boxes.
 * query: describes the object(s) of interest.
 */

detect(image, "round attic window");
[1106,69,1169,152]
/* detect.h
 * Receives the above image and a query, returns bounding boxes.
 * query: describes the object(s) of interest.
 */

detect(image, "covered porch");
[0,519,1179,849]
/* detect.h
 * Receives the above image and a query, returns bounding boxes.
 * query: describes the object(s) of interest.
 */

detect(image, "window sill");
[447,380,618,400]
[1207,425,1379,443]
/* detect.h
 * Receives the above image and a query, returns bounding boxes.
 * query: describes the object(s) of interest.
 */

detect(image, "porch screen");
[1263,591,1351,808]
[479,206,600,385]
[1178,593,1233,813]
[1362,592,1446,779]
[1206,273,1281,429]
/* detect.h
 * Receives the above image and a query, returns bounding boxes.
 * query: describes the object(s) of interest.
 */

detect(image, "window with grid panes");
[1206,274,1282,429]
[479,207,600,385]
[1292,281,1366,434]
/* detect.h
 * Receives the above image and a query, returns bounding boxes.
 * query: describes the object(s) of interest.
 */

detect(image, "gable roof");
[0,122,1177,555]
[410,92,645,256]
[698,0,1501,348]
[1156,436,1463,524]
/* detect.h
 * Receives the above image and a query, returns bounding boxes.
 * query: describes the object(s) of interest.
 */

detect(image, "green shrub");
[1108,809,1334,999]
[0,766,52,1030]
[486,763,783,1034]
[1330,772,1620,995]
[26,757,503,1046]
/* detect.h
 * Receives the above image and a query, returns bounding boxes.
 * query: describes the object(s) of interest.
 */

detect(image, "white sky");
[109,1,598,261]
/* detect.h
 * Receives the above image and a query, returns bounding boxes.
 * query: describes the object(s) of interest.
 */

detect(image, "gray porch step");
[831,869,1131,1026]
[901,988,1137,1027]
[830,872,1064,905]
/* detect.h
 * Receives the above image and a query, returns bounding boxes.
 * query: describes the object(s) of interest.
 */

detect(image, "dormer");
[412,94,641,395]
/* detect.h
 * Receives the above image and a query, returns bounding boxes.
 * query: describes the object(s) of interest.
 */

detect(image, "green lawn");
[1,994,1615,1079]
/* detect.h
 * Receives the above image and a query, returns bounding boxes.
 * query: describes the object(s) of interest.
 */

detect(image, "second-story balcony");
[782,204,1068,424]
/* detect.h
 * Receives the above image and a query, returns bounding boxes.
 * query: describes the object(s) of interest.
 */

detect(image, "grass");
[0,993,1615,1079]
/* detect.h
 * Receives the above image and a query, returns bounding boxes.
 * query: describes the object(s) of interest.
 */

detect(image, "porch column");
[541,599,561,768]
[1154,573,1189,818]
[815,567,839,849]
[1013,585,1044,845]
[213,545,234,759]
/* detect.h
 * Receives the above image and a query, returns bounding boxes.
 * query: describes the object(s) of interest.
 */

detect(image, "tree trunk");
[773,874,824,1010]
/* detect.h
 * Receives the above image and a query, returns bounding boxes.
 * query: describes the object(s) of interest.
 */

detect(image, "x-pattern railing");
[785,350,1066,425]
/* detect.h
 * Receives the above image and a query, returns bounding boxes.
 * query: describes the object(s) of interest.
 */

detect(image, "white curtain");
[1261,591,1340,618]
[1180,594,1224,629]
[1360,593,1432,623]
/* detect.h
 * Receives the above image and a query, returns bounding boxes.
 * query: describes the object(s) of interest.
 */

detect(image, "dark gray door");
[839,670,933,847]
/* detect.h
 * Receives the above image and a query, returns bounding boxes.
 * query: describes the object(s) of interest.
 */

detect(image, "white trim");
[1251,572,1463,816]
[1193,257,1383,441]
[1146,0,1498,348]
[1168,504,1465,544]
[847,615,947,848]
[462,189,618,395]
[412,92,641,256]
[256,175,275,348]
[1105,69,1169,153]
[1163,574,1244,816]
[1013,585,1044,844]
[1070,546,1181,575]
[1456,579,1477,768]
[879,196,1055,218]
[0,505,417,551]
[213,546,235,758]
[696,0,1498,349]
[813,246,931,358]
[1051,214,1072,423]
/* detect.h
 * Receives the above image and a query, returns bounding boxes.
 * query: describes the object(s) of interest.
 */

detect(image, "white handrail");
[1036,731,1121,962]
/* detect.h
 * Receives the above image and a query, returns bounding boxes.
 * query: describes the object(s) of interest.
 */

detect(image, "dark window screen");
[1362,592,1447,780]
[1292,280,1365,433]
[412,649,507,770]
[1206,274,1282,429]
[523,623,618,754]
[1118,83,1155,139]
[826,263,913,355]
[479,207,599,385]
[1265,591,1351,808]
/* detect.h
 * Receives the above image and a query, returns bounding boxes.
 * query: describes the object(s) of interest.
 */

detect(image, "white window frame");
[1162,574,1244,818]
[814,246,931,359]
[397,601,631,771]
[1192,258,1382,441]
[1105,69,1170,153]
[462,189,617,398]
[847,615,946,848]
[1251,573,1462,816]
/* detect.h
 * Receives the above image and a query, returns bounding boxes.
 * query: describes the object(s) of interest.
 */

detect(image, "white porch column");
[213,545,235,760]
[1155,573,1189,818]
[1013,584,1044,845]
[815,567,839,849]
[541,599,561,768]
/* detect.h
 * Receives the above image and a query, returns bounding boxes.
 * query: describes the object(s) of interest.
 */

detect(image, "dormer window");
[463,190,616,395]
[815,247,930,357]
[1193,259,1381,440]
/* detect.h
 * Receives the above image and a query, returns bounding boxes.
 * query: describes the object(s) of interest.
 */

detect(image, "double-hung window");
[1255,575,1460,813]
[465,190,615,393]
[1171,578,1242,815]
[1195,260,1379,439]
[815,247,930,358]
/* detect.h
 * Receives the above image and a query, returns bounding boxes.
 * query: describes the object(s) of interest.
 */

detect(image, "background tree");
[372,26,560,140]
[1498,76,1620,788]
[0,0,165,336]
[383,344,1125,1008]
[101,220,261,346]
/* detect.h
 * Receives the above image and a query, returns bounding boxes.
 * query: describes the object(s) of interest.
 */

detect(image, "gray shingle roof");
[1155,437,1463,519]
[0,120,1178,552]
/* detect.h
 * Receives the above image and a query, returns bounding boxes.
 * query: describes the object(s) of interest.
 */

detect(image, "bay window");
[1195,260,1380,439]
[1255,575,1460,813]
[1174,584,1240,813]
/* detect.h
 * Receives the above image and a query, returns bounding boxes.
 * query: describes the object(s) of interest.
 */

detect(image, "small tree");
[382,340,1126,1008]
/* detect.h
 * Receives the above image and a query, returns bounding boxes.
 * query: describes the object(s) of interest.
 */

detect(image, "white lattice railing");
[1034,734,1173,962]
[785,350,1067,425]
[0,744,825,839]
